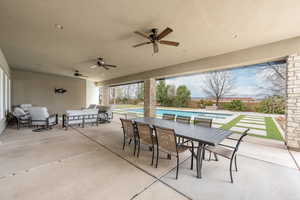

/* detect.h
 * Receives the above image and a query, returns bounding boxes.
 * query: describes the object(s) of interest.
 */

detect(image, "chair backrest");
[13,107,26,117]
[162,114,176,121]
[28,107,49,121]
[135,122,153,144]
[154,126,177,153]
[234,129,250,152]
[120,118,135,138]
[193,117,212,128]
[20,104,32,111]
[176,115,191,124]
[87,104,97,109]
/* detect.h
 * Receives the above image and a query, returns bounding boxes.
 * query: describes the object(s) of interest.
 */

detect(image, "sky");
[165,62,285,98]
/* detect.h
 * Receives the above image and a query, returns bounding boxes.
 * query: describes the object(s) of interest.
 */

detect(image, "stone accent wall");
[286,55,300,151]
[144,78,156,117]
[101,86,110,106]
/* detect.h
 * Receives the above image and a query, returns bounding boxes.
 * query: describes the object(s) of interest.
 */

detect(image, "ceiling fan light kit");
[133,27,180,53]
[90,57,117,70]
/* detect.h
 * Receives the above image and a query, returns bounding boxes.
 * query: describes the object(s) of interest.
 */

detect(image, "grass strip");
[221,115,245,130]
[265,117,283,141]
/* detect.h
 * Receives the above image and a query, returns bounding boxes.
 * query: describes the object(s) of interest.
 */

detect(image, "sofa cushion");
[28,107,50,121]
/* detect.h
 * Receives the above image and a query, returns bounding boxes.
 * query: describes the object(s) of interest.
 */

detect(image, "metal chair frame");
[205,129,249,183]
[153,125,194,179]
[135,122,156,166]
[120,118,138,155]
[162,114,176,121]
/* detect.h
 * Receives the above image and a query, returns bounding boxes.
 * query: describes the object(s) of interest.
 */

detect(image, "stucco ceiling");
[1,0,300,81]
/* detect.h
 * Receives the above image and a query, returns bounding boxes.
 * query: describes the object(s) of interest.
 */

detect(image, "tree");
[175,85,191,107]
[202,71,235,106]
[156,80,170,106]
[136,82,144,101]
[257,61,286,96]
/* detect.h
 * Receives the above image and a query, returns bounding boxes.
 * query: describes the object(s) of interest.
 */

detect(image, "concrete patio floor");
[0,119,299,200]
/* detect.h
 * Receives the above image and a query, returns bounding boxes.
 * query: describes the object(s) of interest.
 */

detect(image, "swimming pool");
[125,108,232,119]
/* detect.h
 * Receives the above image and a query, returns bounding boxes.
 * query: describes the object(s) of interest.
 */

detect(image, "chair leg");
[191,142,194,170]
[137,140,141,158]
[155,145,159,168]
[234,155,238,171]
[151,144,154,166]
[122,136,126,150]
[176,154,179,179]
[128,138,132,145]
[133,139,137,156]
[229,157,234,183]
[214,153,218,161]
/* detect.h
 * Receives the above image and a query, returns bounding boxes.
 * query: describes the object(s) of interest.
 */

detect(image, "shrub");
[198,100,214,108]
[255,96,285,114]
[223,100,246,111]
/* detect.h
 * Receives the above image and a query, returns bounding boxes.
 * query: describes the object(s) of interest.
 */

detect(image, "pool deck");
[113,105,285,143]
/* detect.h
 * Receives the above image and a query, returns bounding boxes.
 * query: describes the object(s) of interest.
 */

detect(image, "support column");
[144,78,156,117]
[286,55,300,151]
[101,86,110,106]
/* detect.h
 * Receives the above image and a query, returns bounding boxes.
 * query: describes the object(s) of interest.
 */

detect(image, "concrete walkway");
[0,121,299,200]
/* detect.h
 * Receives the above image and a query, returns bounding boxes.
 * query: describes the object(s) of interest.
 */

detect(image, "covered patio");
[1,0,300,199]
[0,115,299,199]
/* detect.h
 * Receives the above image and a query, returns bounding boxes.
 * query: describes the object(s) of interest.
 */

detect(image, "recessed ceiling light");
[54,24,63,30]
[233,34,238,39]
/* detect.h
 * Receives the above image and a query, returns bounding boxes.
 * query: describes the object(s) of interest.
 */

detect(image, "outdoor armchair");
[12,107,31,129]
[120,118,137,155]
[204,129,250,183]
[153,126,194,179]
[27,107,58,129]
[135,121,157,165]
[162,113,176,121]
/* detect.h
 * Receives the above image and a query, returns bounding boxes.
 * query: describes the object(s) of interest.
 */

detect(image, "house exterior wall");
[11,70,86,114]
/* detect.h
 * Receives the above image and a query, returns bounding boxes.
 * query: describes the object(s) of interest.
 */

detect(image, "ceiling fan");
[133,27,180,53]
[74,70,88,78]
[89,57,117,70]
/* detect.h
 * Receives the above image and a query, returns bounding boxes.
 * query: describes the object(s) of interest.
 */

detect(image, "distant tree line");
[156,80,191,107]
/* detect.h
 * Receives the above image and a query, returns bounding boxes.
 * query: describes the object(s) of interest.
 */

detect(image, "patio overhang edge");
[95,36,300,87]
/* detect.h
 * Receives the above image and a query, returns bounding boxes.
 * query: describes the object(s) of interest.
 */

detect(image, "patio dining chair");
[162,114,176,121]
[120,118,138,155]
[193,117,215,160]
[204,129,250,183]
[194,117,212,127]
[176,115,191,144]
[135,121,156,165]
[153,126,194,179]
[176,115,191,124]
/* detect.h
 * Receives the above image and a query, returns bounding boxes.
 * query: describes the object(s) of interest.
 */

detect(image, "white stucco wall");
[86,80,99,107]
[0,48,10,134]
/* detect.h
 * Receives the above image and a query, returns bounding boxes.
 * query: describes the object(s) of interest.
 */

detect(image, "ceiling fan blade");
[90,65,97,69]
[159,40,180,47]
[104,64,117,68]
[81,75,88,78]
[134,31,150,39]
[157,27,173,40]
[132,41,152,47]
[153,43,159,53]
[102,65,109,70]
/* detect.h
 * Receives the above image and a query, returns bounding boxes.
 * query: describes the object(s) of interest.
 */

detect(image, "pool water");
[125,108,232,119]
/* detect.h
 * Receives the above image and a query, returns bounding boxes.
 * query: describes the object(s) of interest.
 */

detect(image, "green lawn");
[221,115,245,130]
[221,115,283,141]
[265,117,283,140]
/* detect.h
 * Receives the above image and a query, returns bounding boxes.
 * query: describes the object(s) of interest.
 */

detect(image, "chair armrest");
[218,143,236,149]
[226,136,239,141]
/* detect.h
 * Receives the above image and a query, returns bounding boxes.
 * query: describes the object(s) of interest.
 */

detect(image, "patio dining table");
[133,117,233,178]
